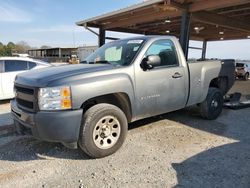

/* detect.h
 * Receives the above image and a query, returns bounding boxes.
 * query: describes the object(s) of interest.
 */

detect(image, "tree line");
[0,41,51,56]
[0,41,32,56]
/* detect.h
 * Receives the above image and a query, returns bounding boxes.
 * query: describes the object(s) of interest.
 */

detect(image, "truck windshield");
[82,39,145,66]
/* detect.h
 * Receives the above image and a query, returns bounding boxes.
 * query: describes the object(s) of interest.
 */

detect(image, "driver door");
[134,39,188,119]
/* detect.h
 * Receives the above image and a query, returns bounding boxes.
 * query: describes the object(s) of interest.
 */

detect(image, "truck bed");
[187,59,235,106]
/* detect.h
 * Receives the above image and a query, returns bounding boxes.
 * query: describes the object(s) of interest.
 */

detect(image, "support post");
[201,40,207,60]
[58,48,62,58]
[179,9,191,60]
[98,27,106,47]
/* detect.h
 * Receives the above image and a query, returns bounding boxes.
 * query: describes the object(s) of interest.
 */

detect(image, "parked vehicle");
[235,62,250,80]
[11,36,235,158]
[0,57,51,100]
[68,55,80,64]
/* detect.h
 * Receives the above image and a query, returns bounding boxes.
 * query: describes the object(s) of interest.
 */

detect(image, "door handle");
[172,72,183,79]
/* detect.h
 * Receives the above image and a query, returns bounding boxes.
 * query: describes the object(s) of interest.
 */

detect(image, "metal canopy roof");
[76,0,250,41]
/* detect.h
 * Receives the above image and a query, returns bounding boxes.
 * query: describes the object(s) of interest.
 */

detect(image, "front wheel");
[199,87,223,120]
[78,104,128,158]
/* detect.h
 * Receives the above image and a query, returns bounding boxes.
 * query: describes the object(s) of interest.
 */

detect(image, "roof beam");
[191,31,248,39]
[98,7,155,24]
[208,37,250,41]
[218,6,250,14]
[135,17,181,29]
[107,27,162,35]
[190,32,247,40]
[189,0,250,12]
[103,9,181,29]
[192,11,250,33]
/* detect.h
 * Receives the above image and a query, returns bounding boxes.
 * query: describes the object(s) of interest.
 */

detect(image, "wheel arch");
[209,76,229,95]
[80,92,133,123]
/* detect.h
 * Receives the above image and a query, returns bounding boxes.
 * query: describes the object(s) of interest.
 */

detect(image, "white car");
[235,62,250,80]
[0,57,51,100]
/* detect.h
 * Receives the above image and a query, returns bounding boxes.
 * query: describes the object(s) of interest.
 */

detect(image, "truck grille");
[15,84,37,112]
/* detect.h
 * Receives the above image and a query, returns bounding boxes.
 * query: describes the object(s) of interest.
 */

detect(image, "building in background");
[28,47,77,62]
[77,46,98,61]
[28,46,97,63]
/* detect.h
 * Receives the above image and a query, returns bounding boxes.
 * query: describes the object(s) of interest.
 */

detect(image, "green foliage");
[0,41,32,56]
[7,42,15,48]
[0,42,15,56]
[40,45,51,49]
[0,43,4,56]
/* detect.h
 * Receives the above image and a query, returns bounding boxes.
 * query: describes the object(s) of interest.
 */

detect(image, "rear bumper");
[11,100,83,145]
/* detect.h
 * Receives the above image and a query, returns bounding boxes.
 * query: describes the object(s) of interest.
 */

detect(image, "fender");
[187,61,221,106]
[70,73,135,113]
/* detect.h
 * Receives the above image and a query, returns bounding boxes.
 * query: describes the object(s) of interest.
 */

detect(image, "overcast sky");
[0,0,250,60]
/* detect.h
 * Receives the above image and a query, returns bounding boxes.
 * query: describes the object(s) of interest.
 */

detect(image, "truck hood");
[15,64,114,87]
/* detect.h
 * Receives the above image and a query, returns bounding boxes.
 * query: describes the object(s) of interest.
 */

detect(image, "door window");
[4,60,28,72]
[145,39,179,67]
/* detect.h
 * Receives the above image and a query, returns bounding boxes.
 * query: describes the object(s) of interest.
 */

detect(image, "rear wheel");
[199,87,223,120]
[78,104,128,158]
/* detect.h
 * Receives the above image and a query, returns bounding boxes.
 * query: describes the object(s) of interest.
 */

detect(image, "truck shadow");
[172,142,250,188]
[166,107,250,188]
[129,106,250,187]
[0,136,89,161]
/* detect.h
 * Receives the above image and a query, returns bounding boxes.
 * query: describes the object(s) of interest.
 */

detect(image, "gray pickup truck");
[11,36,235,158]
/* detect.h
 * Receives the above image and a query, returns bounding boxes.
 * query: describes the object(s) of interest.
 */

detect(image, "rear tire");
[78,103,128,158]
[199,87,223,120]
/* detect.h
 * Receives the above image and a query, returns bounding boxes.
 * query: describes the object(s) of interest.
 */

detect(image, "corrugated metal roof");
[75,0,250,41]
[76,0,164,26]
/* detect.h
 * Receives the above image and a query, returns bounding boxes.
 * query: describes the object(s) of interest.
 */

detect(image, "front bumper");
[11,100,83,146]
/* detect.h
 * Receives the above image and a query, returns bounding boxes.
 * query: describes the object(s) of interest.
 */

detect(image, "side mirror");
[141,55,161,71]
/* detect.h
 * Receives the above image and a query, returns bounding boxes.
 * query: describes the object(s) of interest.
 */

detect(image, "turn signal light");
[61,99,72,109]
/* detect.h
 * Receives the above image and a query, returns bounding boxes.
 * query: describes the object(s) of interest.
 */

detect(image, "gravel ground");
[0,101,12,127]
[229,79,250,95]
[0,80,249,188]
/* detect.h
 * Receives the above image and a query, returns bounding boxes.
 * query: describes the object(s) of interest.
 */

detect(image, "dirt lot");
[0,80,250,188]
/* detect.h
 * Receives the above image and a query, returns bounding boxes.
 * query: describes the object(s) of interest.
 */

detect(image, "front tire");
[199,87,223,120]
[78,104,128,158]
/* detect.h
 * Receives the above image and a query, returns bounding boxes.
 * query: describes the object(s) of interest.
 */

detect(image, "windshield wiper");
[95,60,112,64]
[81,60,113,65]
[87,60,112,65]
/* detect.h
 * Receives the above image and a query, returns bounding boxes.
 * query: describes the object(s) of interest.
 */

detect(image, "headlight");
[38,86,72,110]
